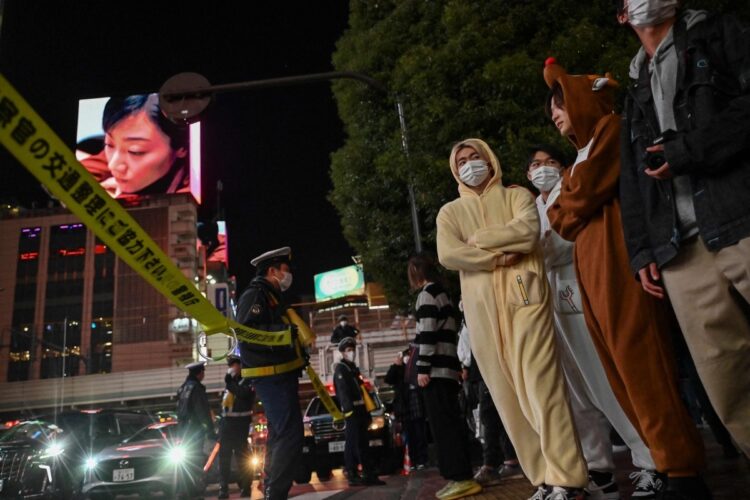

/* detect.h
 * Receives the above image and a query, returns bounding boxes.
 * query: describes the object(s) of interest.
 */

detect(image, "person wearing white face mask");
[437,138,588,500]
[235,246,306,500]
[529,145,659,499]
[333,337,387,487]
[331,314,361,344]
[618,1,750,491]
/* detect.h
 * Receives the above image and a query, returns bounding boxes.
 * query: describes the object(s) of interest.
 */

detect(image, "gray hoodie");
[629,9,707,238]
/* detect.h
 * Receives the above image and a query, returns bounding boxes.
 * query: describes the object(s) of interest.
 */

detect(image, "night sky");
[0,1,355,301]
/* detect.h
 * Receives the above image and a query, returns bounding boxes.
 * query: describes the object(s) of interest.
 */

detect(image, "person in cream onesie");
[437,138,587,500]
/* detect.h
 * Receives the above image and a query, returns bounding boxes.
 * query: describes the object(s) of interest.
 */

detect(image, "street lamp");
[158,71,423,253]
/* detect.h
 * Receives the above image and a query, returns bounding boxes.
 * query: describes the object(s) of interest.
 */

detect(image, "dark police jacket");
[333,360,367,417]
[176,375,213,439]
[620,12,750,274]
[223,373,255,417]
[235,276,299,375]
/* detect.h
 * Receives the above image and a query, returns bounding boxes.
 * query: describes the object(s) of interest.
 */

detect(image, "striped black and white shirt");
[414,282,461,382]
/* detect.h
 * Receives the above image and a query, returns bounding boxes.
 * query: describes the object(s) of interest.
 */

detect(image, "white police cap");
[251,246,292,268]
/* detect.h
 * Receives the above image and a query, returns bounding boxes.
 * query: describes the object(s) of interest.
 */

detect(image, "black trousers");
[404,418,429,466]
[219,416,252,492]
[253,372,303,500]
[344,410,372,475]
[479,380,517,467]
[421,378,473,481]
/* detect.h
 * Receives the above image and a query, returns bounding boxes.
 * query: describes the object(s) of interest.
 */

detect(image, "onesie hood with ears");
[543,57,619,150]
[449,138,503,197]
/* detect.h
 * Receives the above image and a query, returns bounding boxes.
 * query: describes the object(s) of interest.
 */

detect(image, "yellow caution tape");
[0,74,288,347]
[0,73,344,420]
[306,365,344,422]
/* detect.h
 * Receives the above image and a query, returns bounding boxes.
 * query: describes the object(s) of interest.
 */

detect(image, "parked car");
[298,380,402,483]
[0,409,153,499]
[82,421,204,499]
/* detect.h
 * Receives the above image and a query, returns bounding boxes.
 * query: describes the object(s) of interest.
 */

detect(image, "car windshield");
[0,421,63,445]
[122,424,177,444]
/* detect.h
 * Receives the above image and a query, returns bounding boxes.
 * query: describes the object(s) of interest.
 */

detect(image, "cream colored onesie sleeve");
[437,209,499,272]
[472,189,541,254]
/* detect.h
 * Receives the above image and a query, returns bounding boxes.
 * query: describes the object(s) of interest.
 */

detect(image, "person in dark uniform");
[235,247,306,500]
[218,355,255,499]
[330,315,360,344]
[175,361,214,499]
[333,337,386,487]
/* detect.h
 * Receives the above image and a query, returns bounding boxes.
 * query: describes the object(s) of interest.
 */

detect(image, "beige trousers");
[661,236,750,456]
[467,268,588,488]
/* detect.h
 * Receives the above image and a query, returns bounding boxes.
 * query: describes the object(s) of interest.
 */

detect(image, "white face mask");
[276,271,293,292]
[458,159,490,187]
[343,350,356,362]
[402,355,410,364]
[340,321,347,327]
[530,166,561,192]
[627,0,678,27]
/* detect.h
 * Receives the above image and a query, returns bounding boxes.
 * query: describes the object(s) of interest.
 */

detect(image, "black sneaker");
[629,469,664,499]
[217,491,229,500]
[661,476,712,500]
[527,485,548,500]
[586,470,620,500]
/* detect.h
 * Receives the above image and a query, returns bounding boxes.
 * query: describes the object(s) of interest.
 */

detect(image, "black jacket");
[176,375,213,439]
[620,12,750,273]
[333,360,367,416]
[235,277,299,374]
[330,324,359,344]
[223,373,255,416]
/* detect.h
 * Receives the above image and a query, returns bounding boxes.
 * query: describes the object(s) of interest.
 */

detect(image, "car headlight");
[250,454,261,467]
[167,445,187,464]
[369,416,385,431]
[84,456,98,470]
[41,443,64,458]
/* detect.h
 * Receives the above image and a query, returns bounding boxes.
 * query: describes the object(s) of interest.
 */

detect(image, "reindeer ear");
[592,73,620,91]
[543,57,567,88]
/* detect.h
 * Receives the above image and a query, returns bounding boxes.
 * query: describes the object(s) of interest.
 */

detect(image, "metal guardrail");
[0,326,417,415]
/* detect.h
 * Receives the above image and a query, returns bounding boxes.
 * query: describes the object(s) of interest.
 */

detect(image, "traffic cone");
[402,444,412,475]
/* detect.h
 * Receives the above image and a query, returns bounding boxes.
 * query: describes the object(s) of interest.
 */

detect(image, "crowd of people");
[386,1,749,500]
[174,2,748,500]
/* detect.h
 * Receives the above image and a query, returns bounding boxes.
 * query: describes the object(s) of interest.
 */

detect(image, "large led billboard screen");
[76,95,201,203]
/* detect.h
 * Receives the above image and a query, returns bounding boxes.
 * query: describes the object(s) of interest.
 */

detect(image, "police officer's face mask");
[343,350,356,362]
[275,271,293,291]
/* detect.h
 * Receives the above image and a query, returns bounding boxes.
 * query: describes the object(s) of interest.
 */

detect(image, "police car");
[296,380,402,483]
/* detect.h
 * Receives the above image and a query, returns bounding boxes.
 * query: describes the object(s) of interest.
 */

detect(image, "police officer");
[333,337,386,487]
[218,355,255,499]
[176,361,214,499]
[235,247,306,500]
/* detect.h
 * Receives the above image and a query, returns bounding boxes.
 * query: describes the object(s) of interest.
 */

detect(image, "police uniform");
[175,361,214,498]
[218,357,255,498]
[333,337,384,486]
[235,247,305,500]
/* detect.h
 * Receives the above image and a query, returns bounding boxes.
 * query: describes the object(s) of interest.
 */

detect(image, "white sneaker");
[586,471,620,500]
[528,486,548,500]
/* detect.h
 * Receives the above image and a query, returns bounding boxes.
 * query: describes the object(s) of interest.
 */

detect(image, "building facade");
[0,194,201,383]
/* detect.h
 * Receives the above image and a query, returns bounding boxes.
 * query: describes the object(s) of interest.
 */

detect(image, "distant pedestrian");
[384,349,428,469]
[409,253,482,500]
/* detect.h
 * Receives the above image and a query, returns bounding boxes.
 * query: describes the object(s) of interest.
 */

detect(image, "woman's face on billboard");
[103,111,186,194]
